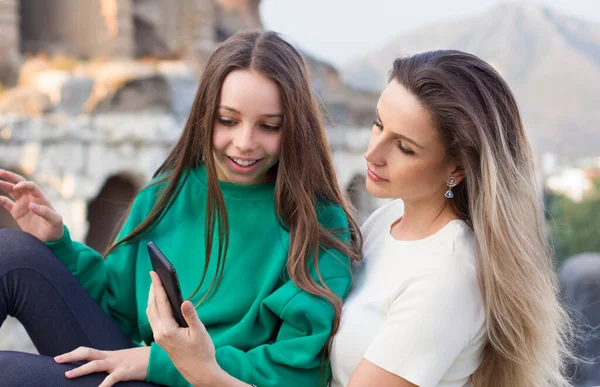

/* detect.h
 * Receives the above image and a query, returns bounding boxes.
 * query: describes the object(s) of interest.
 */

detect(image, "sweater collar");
[190,165,276,200]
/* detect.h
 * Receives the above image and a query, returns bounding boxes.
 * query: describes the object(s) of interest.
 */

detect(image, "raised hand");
[0,169,64,242]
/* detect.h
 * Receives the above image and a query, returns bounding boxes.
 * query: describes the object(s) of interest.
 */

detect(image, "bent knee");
[0,229,41,246]
[0,229,56,270]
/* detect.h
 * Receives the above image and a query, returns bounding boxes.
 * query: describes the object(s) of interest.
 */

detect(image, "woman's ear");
[450,164,466,185]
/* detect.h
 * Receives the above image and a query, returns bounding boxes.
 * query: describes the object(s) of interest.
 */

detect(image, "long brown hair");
[105,30,362,349]
[391,51,573,386]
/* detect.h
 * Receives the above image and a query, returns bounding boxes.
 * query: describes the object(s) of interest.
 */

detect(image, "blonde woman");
[145,50,573,387]
[329,50,573,386]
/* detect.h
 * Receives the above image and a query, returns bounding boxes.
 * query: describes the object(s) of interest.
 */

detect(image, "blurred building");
[0,0,278,78]
[0,0,380,252]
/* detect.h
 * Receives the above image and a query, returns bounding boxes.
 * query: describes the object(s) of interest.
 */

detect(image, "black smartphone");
[147,242,188,327]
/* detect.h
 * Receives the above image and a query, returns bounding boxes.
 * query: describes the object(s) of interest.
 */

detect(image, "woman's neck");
[390,197,459,241]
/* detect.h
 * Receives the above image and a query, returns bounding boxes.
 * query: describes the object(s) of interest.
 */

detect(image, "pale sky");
[260,0,600,67]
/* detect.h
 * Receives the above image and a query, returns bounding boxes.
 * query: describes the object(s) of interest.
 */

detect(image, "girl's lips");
[227,156,262,172]
[228,156,261,162]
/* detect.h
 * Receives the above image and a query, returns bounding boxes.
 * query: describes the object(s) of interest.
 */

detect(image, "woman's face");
[365,79,459,203]
[212,69,283,185]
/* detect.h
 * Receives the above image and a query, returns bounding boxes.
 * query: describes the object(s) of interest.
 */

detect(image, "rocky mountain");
[342,2,600,159]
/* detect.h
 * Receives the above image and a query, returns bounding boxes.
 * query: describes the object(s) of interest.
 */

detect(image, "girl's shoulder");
[315,201,349,230]
[135,172,173,204]
[141,168,198,202]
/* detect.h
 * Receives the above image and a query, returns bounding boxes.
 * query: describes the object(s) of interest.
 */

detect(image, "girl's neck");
[389,198,459,241]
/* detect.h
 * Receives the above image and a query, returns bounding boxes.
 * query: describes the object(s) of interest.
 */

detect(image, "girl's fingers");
[181,301,203,334]
[64,359,108,379]
[98,372,121,387]
[146,280,159,327]
[0,195,15,213]
[150,271,162,287]
[55,346,104,363]
[151,272,175,322]
[13,181,51,204]
[149,272,158,301]
[29,203,62,227]
[0,181,18,199]
[0,169,26,185]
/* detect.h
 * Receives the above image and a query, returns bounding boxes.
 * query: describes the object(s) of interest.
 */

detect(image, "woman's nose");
[365,135,385,166]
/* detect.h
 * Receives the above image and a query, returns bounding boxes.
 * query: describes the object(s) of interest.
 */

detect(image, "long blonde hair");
[391,51,574,386]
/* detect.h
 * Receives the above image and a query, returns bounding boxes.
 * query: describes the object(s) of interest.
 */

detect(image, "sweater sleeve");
[214,205,353,387]
[147,342,193,386]
[45,184,160,340]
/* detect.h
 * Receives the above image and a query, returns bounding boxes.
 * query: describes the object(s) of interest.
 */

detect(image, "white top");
[330,200,486,387]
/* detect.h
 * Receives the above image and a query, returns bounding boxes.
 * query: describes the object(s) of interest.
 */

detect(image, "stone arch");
[85,173,142,252]
[346,174,372,224]
[0,166,25,230]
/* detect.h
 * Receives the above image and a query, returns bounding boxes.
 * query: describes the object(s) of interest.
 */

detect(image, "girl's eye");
[261,124,280,132]
[218,119,236,126]
[373,119,383,130]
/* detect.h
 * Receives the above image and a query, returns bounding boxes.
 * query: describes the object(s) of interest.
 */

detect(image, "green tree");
[545,178,600,263]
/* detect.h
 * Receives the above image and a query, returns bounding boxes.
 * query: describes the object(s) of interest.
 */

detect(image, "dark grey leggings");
[0,229,162,386]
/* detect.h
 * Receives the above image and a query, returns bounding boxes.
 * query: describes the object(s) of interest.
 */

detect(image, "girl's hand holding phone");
[0,169,64,242]
[146,272,248,387]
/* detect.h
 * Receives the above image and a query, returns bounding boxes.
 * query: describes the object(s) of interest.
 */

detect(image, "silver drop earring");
[445,177,457,199]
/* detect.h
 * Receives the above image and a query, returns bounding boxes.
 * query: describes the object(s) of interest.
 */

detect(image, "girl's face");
[212,69,283,185]
[364,79,459,202]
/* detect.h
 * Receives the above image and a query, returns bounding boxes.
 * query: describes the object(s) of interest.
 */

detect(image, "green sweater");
[46,166,352,387]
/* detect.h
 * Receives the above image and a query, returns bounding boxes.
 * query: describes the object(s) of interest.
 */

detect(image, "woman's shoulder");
[381,220,478,288]
[453,219,475,246]
[416,220,478,274]
[388,223,482,317]
[417,221,480,301]
[448,220,477,268]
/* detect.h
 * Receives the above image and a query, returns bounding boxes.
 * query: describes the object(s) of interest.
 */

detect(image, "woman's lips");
[367,168,388,182]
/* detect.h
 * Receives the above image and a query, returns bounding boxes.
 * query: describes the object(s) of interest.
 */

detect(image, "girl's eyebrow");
[220,105,283,118]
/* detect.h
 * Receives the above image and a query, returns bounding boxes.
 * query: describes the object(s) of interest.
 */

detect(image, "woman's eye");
[373,119,383,130]
[398,144,415,156]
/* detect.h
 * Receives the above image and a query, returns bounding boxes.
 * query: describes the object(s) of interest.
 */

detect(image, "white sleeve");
[363,263,482,387]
